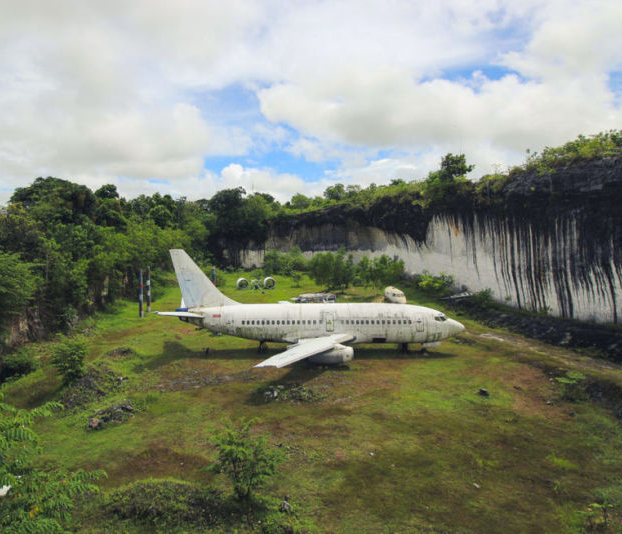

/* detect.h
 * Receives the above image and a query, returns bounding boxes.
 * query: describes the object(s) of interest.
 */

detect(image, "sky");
[0,0,621,204]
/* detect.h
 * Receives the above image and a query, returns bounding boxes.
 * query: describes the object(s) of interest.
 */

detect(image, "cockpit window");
[434,314,447,322]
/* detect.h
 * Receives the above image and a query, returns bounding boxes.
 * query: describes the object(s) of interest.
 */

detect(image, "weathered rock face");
[238,157,622,325]
[4,307,47,348]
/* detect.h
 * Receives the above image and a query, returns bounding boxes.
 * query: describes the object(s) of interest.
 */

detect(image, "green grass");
[3,272,622,532]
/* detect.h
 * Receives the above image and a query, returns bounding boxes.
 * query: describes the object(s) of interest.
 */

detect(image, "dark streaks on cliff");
[244,157,622,324]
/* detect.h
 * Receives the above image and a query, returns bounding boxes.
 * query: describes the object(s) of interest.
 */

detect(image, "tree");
[263,249,285,276]
[438,153,474,182]
[323,183,346,201]
[0,392,105,533]
[0,251,40,339]
[289,193,311,210]
[422,153,475,208]
[50,335,87,385]
[308,252,334,288]
[11,177,96,225]
[356,255,372,286]
[94,184,119,200]
[209,419,283,502]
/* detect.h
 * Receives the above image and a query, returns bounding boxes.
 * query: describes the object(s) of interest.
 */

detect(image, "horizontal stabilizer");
[255,333,354,368]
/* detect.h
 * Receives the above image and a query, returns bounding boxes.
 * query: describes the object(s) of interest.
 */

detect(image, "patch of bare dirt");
[155,369,257,392]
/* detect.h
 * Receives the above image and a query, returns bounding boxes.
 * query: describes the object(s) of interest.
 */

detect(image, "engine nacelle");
[308,344,354,365]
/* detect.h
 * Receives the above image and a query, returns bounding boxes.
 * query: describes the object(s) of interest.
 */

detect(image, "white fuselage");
[181,302,463,345]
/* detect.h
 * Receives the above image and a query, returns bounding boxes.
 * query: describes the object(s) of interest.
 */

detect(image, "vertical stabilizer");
[169,249,239,308]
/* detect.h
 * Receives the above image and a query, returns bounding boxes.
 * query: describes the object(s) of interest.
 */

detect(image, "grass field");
[3,271,622,533]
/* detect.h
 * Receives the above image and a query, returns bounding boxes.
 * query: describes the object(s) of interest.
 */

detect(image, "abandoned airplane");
[157,250,465,368]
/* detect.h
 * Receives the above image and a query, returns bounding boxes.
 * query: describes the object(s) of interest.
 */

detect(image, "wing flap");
[255,333,354,368]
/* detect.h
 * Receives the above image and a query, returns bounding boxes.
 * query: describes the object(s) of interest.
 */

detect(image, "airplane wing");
[155,311,203,319]
[254,333,354,369]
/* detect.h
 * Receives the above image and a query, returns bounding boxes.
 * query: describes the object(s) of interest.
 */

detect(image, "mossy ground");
[3,273,622,532]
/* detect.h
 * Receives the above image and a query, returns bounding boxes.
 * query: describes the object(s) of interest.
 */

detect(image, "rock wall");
[237,157,622,325]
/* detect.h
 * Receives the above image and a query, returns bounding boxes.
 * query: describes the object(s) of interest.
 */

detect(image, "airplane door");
[414,314,426,342]
[325,312,335,332]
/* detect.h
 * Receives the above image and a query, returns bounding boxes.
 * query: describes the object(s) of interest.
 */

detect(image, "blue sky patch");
[609,71,622,107]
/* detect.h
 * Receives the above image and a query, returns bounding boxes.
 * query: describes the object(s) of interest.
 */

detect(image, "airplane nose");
[450,319,465,335]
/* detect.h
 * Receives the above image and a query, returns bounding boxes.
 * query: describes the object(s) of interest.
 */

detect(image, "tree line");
[2,131,618,345]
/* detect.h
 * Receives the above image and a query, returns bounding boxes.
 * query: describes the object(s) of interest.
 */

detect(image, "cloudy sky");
[1,0,621,204]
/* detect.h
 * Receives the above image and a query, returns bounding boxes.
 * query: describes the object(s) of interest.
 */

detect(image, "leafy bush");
[0,347,39,382]
[513,130,622,176]
[414,271,454,296]
[0,392,105,533]
[309,251,404,290]
[471,288,494,307]
[50,335,87,385]
[263,247,307,277]
[209,419,284,502]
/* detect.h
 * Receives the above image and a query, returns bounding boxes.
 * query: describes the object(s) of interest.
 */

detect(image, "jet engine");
[308,344,354,365]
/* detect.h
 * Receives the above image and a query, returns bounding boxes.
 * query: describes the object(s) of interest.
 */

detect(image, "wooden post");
[146,266,151,313]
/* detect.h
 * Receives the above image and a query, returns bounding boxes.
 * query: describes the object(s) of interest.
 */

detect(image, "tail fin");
[169,249,239,308]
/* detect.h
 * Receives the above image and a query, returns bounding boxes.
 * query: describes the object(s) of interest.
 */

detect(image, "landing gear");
[258,341,268,353]
[399,343,409,353]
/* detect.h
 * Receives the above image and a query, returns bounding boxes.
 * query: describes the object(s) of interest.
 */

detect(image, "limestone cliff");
[237,157,622,324]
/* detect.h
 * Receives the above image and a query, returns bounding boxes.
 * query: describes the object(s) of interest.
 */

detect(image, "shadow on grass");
[133,340,456,376]
[132,341,210,372]
[351,347,457,361]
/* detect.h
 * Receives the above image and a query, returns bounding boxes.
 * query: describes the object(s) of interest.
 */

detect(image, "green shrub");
[210,419,284,502]
[50,335,87,385]
[471,288,494,307]
[0,347,39,382]
[414,271,454,296]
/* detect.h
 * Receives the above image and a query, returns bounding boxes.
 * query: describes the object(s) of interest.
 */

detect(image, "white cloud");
[0,0,620,204]
[217,164,310,202]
